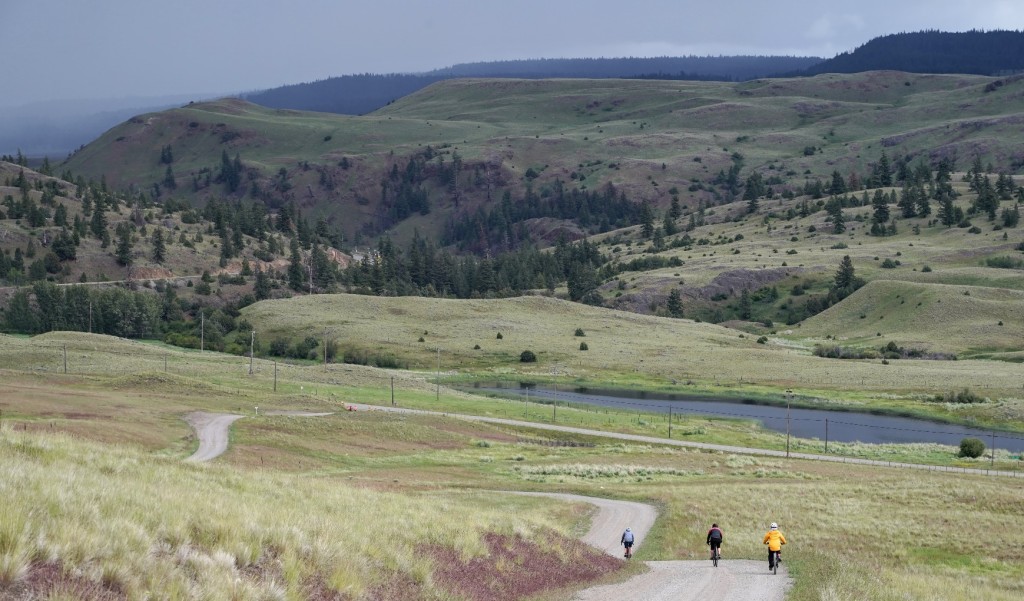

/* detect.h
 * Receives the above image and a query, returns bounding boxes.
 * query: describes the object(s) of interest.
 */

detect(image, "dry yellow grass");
[0,426,582,600]
[241,293,1024,402]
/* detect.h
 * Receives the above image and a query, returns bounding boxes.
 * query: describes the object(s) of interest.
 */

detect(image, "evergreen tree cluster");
[443,182,644,253]
[339,234,605,300]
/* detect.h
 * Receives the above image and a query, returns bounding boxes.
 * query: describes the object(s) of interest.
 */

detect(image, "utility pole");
[323,327,328,370]
[992,431,996,469]
[668,406,673,439]
[435,347,440,401]
[824,418,829,453]
[273,360,277,392]
[249,331,255,375]
[63,345,67,374]
[785,390,792,458]
[200,311,205,352]
[391,377,395,406]
[88,301,92,333]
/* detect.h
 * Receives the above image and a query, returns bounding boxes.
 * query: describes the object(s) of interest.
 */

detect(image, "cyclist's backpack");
[709,528,722,542]
[623,531,634,543]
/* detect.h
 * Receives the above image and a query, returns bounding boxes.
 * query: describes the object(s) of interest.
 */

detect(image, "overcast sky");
[1,0,1022,108]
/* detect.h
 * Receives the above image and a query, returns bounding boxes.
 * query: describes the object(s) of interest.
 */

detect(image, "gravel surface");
[183,411,244,462]
[185,412,793,599]
[572,559,790,601]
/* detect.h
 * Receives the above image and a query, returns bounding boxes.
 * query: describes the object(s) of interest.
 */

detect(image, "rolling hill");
[62,71,1024,247]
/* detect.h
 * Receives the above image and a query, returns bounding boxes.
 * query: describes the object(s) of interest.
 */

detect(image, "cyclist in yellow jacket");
[762,522,786,571]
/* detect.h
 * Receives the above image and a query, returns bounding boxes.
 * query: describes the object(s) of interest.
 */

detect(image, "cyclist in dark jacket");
[621,527,635,557]
[706,523,723,559]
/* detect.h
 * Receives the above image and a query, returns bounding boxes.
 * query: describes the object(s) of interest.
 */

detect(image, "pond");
[465,383,1024,453]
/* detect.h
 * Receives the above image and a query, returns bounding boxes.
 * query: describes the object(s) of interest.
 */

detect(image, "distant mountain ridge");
[802,29,1024,76]
[241,55,822,116]
[243,30,1024,119]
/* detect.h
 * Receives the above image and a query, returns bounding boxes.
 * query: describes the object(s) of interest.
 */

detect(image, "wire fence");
[4,339,1024,476]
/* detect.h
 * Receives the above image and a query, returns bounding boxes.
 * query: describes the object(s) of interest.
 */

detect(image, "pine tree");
[669,195,682,221]
[254,265,271,300]
[831,255,863,302]
[937,194,957,227]
[738,289,752,320]
[115,224,133,267]
[871,190,890,224]
[152,229,166,263]
[875,152,893,187]
[666,289,684,318]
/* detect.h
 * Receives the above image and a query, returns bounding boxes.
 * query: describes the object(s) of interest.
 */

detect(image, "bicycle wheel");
[772,552,778,575]
[712,550,718,567]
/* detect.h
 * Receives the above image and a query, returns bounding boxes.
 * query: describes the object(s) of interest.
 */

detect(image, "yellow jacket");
[763,529,786,551]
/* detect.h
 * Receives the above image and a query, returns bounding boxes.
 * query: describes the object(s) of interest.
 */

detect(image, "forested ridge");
[802,30,1024,76]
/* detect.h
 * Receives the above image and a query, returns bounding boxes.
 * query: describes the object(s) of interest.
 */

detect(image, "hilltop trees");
[831,255,865,302]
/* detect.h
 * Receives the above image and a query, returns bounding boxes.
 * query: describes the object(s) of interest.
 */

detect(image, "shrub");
[921,265,932,272]
[880,258,897,268]
[575,328,585,337]
[939,388,984,404]
[756,336,768,344]
[520,350,537,363]
[473,344,481,350]
[985,256,1024,269]
[959,437,985,458]
[496,332,503,339]
[579,342,589,351]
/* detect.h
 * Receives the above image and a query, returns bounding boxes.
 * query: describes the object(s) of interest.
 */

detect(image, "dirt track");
[183,412,244,462]
[184,411,792,599]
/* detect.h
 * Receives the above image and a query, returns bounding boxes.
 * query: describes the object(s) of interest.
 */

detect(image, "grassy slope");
[239,293,1024,427]
[59,72,1024,244]
[0,162,281,290]
[2,332,1024,601]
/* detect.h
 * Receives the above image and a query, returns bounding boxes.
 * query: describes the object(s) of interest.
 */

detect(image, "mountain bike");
[710,545,720,567]
[769,550,781,575]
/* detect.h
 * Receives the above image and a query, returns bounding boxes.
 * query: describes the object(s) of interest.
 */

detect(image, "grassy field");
[238,292,1024,429]
[2,332,1024,600]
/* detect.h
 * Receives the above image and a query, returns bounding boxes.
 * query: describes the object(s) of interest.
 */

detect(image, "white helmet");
[625,527,631,532]
[770,522,778,529]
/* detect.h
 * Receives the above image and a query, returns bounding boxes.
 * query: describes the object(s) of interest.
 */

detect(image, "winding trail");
[184,412,244,462]
[349,403,1024,478]
[183,410,793,599]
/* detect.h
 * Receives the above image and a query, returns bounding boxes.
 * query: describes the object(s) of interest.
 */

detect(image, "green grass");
[4,332,1024,600]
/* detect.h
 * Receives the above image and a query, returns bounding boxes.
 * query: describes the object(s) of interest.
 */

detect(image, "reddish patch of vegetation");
[426,532,622,601]
[1,562,126,601]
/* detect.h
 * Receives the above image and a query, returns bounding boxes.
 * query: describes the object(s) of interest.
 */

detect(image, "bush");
[579,342,589,351]
[880,258,897,268]
[520,350,537,363]
[574,328,585,337]
[938,388,984,404]
[496,332,503,340]
[756,336,768,344]
[959,437,985,458]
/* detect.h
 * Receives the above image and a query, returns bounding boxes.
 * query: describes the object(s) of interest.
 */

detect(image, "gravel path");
[183,412,793,599]
[513,492,657,556]
[349,403,1022,478]
[183,412,244,462]
[572,559,790,601]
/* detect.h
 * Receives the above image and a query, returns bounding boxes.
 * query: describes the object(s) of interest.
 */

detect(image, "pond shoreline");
[460,381,1024,452]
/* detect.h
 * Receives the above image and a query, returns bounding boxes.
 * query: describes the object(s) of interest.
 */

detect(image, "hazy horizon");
[2,0,1022,109]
